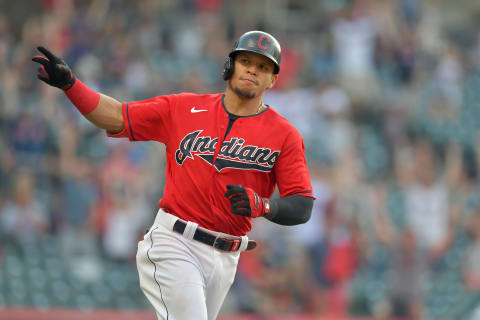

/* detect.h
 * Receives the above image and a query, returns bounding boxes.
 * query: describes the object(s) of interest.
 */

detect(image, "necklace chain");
[256,102,264,114]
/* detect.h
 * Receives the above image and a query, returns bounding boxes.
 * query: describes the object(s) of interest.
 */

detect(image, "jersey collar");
[221,94,269,118]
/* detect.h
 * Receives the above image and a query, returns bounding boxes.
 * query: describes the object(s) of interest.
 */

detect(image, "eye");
[259,63,270,71]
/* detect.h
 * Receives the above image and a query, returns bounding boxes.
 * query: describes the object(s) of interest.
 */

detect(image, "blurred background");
[1,0,480,319]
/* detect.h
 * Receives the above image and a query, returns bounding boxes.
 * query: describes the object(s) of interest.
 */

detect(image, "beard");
[229,81,256,99]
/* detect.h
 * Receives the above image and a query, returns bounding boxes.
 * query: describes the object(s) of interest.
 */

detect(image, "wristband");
[64,80,100,115]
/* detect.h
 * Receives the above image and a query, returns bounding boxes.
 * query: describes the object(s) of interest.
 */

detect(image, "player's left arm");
[265,194,313,225]
[224,185,313,225]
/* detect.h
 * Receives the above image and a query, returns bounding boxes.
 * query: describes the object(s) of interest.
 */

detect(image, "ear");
[267,74,278,89]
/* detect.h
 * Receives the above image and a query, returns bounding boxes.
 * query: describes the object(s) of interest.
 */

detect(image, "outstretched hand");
[32,46,76,90]
[224,184,270,218]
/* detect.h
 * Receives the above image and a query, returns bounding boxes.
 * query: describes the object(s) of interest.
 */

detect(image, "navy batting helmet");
[222,31,281,80]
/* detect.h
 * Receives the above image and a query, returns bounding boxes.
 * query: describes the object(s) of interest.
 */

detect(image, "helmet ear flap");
[222,56,234,80]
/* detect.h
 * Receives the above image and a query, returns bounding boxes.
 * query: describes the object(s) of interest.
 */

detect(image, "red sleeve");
[106,95,176,143]
[274,128,315,199]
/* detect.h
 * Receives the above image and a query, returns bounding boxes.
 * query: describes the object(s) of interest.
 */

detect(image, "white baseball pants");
[136,209,242,320]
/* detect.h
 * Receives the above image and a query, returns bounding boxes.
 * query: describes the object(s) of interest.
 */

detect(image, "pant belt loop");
[239,236,249,252]
[183,221,198,240]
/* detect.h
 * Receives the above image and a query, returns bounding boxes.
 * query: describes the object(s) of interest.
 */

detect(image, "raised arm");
[32,46,124,133]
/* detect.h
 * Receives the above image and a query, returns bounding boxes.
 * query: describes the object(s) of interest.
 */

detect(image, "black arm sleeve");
[264,195,313,225]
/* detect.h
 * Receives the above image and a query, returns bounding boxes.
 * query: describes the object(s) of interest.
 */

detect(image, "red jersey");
[108,92,314,236]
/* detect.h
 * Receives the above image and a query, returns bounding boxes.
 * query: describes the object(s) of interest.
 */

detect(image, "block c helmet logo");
[257,35,271,50]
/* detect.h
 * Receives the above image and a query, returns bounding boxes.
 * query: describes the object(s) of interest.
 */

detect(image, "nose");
[246,64,257,75]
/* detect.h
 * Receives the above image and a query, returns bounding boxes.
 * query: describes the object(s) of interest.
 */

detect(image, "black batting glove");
[32,46,76,90]
[225,184,271,218]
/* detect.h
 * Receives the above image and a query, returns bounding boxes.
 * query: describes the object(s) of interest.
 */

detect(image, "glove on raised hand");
[32,46,76,90]
[225,184,271,218]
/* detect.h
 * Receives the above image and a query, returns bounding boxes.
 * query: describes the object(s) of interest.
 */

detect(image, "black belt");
[172,220,256,252]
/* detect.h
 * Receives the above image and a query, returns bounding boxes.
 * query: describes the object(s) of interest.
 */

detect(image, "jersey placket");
[211,113,238,168]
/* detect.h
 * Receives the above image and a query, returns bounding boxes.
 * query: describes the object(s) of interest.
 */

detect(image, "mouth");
[240,78,258,85]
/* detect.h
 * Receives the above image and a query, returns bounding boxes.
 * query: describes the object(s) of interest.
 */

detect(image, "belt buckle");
[213,235,241,252]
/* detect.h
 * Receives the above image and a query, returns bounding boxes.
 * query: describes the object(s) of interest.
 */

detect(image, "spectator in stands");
[331,0,379,105]
[0,171,49,242]
[405,139,457,263]
[102,179,151,264]
[371,147,427,320]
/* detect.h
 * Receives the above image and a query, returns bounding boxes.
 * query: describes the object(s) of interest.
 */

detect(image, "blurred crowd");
[1,0,480,319]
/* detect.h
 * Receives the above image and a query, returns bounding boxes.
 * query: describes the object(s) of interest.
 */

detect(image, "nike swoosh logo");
[191,107,208,113]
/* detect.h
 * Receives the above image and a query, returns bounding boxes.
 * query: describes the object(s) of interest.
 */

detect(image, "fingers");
[32,46,74,89]
[230,193,248,203]
[226,184,243,192]
[36,66,49,80]
[232,208,250,216]
[225,184,244,198]
[232,200,249,209]
[37,46,57,61]
[225,190,243,198]
[225,184,251,217]
[32,56,50,66]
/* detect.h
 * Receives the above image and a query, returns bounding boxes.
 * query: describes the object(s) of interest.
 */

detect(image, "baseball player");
[33,30,315,319]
